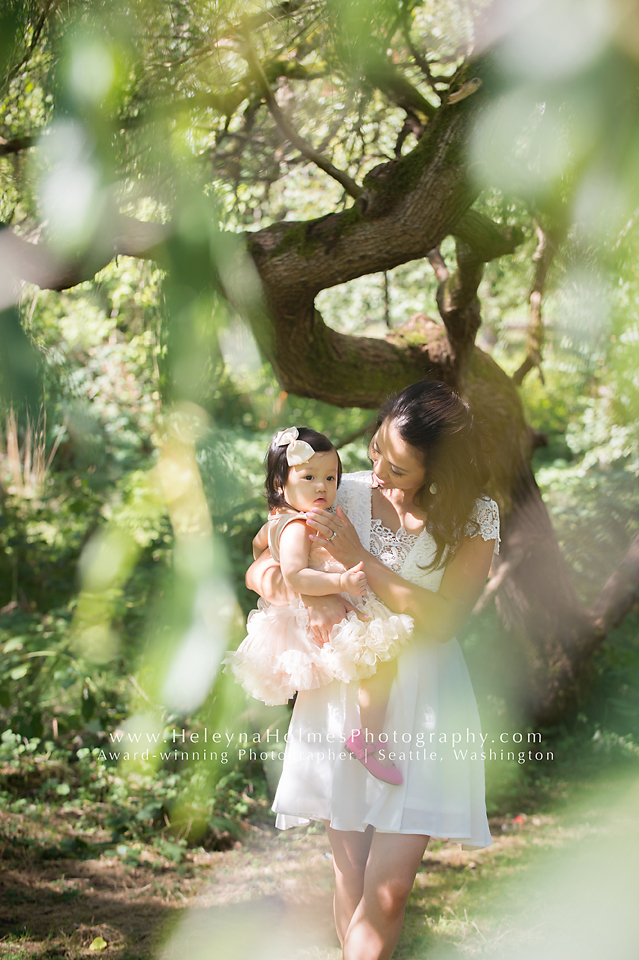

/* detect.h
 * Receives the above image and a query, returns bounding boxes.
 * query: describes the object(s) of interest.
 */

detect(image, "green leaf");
[3,638,25,653]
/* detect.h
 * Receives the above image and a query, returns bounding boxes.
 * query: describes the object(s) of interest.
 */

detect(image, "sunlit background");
[1,0,639,957]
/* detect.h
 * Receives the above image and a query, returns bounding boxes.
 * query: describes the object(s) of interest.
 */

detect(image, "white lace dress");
[272,471,500,847]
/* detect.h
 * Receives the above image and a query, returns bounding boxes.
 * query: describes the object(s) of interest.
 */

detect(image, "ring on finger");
[328,530,338,542]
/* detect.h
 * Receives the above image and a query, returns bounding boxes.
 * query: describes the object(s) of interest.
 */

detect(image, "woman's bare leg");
[343,831,429,960]
[324,823,374,946]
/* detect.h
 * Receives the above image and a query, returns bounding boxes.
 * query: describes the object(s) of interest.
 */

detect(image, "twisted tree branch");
[588,531,639,640]
[242,36,362,199]
[433,239,484,383]
[364,53,437,119]
[426,213,524,384]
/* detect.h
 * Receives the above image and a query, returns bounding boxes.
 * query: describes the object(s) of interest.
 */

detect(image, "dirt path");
[4,764,630,960]
[0,810,339,960]
[0,809,570,960]
[158,826,339,960]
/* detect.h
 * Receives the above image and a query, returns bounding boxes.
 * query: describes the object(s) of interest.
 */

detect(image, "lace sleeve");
[465,498,500,554]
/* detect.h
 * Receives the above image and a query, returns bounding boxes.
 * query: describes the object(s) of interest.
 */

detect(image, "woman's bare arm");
[252,522,270,560]
[245,550,290,605]
[306,505,494,643]
[362,535,494,642]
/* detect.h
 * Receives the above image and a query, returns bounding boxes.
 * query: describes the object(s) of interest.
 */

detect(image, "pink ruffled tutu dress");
[225,511,413,706]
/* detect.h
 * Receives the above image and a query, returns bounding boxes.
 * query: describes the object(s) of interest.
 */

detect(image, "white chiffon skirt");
[272,633,493,848]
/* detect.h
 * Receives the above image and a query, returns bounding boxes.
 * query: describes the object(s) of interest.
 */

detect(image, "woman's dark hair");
[265,427,342,510]
[374,380,490,569]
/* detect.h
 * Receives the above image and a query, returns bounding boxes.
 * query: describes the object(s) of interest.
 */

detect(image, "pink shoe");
[346,729,403,786]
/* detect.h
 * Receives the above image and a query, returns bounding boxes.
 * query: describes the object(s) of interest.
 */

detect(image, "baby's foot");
[346,729,402,786]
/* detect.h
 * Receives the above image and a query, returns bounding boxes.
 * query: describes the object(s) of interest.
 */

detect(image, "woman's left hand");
[305,505,367,568]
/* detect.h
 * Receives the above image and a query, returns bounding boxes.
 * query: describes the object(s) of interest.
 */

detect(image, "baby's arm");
[252,521,270,560]
[279,520,368,597]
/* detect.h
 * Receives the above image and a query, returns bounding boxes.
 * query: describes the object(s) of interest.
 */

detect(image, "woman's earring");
[429,482,438,495]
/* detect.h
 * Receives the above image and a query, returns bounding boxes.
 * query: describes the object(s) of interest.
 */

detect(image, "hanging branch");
[512,220,556,386]
[427,246,449,282]
[393,112,424,156]
[588,532,639,639]
[399,10,445,101]
[222,0,311,44]
[1,1,55,93]
[383,271,391,328]
[241,34,362,200]
[472,546,525,615]
[363,53,437,119]
[0,135,37,157]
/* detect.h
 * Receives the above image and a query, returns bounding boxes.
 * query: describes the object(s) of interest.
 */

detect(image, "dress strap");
[268,512,307,563]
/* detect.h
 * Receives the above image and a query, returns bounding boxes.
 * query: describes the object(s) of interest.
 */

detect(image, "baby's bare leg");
[358,660,396,760]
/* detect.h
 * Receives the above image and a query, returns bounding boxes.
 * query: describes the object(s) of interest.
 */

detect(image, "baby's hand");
[340,561,368,597]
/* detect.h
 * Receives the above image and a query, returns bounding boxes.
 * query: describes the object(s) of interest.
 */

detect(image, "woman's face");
[369,418,427,499]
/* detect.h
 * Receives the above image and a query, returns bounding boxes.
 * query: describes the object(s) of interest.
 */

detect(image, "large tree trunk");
[494,465,593,722]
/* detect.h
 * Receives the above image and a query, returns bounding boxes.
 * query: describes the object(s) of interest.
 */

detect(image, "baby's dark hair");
[265,427,342,510]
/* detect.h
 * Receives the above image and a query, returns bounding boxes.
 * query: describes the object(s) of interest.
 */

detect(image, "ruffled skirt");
[320,595,413,682]
[225,595,414,706]
[224,599,328,706]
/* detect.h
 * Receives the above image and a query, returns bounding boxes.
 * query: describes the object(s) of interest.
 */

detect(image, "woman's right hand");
[303,594,355,646]
[245,550,290,606]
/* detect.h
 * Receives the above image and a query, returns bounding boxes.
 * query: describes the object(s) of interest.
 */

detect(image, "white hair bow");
[273,426,298,446]
[273,426,316,465]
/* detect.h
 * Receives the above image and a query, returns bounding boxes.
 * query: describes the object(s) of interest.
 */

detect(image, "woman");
[246,380,499,960]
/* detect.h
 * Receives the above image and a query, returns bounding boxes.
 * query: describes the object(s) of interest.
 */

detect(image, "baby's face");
[283,450,339,513]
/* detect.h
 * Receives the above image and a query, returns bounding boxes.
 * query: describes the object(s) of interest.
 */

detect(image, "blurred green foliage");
[0,728,270,852]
